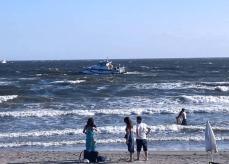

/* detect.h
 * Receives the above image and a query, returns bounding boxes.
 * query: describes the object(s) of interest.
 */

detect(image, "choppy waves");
[2,136,229,148]
[0,124,229,148]
[178,95,229,104]
[1,125,229,139]
[0,104,229,119]
[51,80,86,85]
[1,60,229,150]
[0,81,14,86]
[126,81,229,92]
[0,109,94,118]
[0,95,18,103]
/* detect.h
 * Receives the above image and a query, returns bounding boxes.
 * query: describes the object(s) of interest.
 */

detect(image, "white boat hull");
[81,60,126,74]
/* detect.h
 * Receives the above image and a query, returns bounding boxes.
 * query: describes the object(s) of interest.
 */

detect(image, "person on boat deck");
[106,62,113,70]
[176,108,187,125]
[83,117,97,151]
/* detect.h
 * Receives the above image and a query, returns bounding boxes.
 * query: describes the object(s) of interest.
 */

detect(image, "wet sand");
[1,151,228,164]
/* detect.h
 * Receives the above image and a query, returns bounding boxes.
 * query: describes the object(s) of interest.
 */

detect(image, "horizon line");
[4,56,229,62]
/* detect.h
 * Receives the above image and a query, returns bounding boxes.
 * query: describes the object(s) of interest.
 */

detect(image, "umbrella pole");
[207,151,214,163]
[211,151,214,162]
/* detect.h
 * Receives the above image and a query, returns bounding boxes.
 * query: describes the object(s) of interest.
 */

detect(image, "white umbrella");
[205,121,218,162]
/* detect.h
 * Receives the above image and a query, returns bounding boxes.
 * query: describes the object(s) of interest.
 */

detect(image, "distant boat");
[82,60,126,74]
[1,59,7,64]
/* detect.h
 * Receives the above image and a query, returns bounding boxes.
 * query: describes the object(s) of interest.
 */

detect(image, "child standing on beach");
[124,117,134,162]
[136,116,151,161]
[83,117,97,152]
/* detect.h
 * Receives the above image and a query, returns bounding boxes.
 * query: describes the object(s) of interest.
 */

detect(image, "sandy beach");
[1,151,228,164]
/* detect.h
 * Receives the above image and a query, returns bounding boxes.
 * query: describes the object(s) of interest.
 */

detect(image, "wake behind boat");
[82,60,126,74]
[1,59,7,64]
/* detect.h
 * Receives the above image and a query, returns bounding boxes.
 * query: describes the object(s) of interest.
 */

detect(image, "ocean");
[0,58,229,152]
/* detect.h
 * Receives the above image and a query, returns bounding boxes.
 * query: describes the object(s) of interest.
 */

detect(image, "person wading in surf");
[176,108,187,125]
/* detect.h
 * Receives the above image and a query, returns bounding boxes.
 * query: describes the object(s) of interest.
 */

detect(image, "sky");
[0,0,229,60]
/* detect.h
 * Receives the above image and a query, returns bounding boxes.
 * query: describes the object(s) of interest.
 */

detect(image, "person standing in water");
[176,108,187,125]
[124,117,134,162]
[136,116,151,161]
[83,117,97,151]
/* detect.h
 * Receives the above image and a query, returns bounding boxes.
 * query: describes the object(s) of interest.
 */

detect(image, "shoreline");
[1,150,228,164]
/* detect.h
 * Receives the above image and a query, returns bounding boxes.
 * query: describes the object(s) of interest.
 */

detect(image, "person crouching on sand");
[124,117,134,162]
[136,116,151,161]
[176,108,187,125]
[83,117,97,152]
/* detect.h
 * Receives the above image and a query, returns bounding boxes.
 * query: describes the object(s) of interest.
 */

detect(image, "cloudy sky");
[0,0,229,60]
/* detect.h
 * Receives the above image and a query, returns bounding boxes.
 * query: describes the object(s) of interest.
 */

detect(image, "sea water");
[0,58,229,151]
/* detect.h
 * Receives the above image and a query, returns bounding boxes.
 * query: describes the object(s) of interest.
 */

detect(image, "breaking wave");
[215,86,229,92]
[0,135,229,148]
[51,80,86,85]
[0,95,18,103]
[125,71,144,75]
[125,82,229,92]
[180,95,229,104]
[0,81,14,86]
[1,125,229,139]
[0,109,94,118]
[1,104,229,118]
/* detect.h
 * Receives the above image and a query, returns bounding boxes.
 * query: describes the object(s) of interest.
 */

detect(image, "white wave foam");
[140,66,150,69]
[0,140,84,148]
[201,82,229,85]
[0,123,228,148]
[148,136,205,142]
[92,108,145,115]
[0,126,124,139]
[128,83,183,90]
[0,139,127,148]
[125,71,144,75]
[189,106,229,113]
[99,124,229,134]
[125,82,206,91]
[51,80,86,84]
[98,126,125,134]
[0,135,229,148]
[152,105,229,114]
[0,127,123,139]
[1,104,228,119]
[0,126,125,139]
[0,125,183,139]
[150,124,182,132]
[0,128,83,138]
[182,95,229,104]
[18,77,37,80]
[149,135,229,142]
[0,95,18,103]
[0,81,14,86]
[1,124,228,139]
[125,82,229,92]
[0,108,143,118]
[68,80,86,84]
[96,86,108,91]
[215,86,229,92]
[0,109,94,118]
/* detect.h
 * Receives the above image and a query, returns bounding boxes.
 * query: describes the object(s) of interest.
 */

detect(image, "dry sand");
[0,150,228,164]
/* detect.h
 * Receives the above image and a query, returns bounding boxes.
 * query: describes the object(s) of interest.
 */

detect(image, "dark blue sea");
[0,58,229,151]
